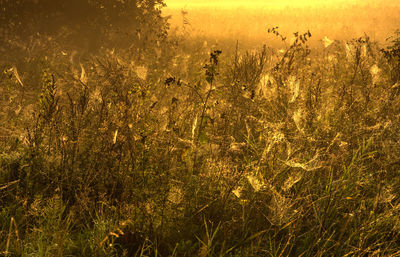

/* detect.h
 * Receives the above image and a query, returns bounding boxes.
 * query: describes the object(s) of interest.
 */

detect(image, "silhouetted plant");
[381,29,400,83]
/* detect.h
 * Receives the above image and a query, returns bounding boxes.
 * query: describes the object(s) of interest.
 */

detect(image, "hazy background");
[163,0,400,48]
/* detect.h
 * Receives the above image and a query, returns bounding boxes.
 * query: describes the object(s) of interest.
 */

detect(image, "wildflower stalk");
[196,50,221,144]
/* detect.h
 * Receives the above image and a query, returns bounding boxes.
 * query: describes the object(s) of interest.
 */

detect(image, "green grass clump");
[1,28,400,256]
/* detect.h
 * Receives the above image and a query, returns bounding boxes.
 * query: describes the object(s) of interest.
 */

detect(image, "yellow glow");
[163,0,400,46]
[165,0,367,9]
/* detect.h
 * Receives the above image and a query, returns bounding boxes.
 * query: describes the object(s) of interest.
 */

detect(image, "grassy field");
[1,19,400,256]
[164,3,400,49]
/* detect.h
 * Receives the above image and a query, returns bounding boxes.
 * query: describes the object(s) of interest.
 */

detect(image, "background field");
[164,1,400,49]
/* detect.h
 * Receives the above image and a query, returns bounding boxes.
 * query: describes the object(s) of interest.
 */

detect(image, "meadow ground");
[1,22,400,256]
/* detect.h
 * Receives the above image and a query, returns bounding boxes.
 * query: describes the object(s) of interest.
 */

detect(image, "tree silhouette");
[0,0,168,54]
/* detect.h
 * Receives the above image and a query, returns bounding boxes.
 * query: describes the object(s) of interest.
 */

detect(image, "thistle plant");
[197,50,222,143]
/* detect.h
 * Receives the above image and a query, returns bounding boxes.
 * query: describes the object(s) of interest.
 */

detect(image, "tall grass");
[1,28,400,256]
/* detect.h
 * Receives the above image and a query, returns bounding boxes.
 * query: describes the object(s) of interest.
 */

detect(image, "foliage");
[0,0,168,55]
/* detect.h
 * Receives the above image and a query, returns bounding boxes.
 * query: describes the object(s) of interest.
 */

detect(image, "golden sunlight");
[163,0,400,46]
[165,0,366,9]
